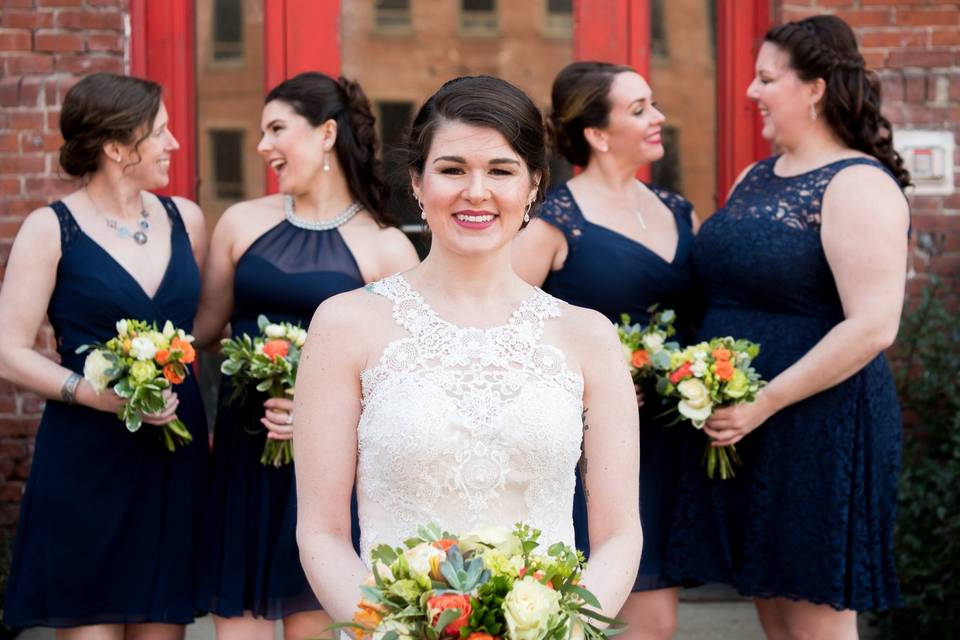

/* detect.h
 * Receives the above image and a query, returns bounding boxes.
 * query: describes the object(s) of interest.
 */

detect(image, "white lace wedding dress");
[356,274,585,562]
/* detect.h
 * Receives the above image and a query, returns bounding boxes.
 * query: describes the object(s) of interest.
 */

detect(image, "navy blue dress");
[201,217,364,619]
[538,182,698,591]
[665,157,903,611]
[4,197,209,627]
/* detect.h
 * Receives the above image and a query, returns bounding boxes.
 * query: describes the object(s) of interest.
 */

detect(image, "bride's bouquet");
[616,308,678,381]
[78,319,196,451]
[346,523,623,640]
[657,337,765,479]
[219,314,307,467]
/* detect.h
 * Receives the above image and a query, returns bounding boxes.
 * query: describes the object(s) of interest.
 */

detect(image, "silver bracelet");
[60,372,82,405]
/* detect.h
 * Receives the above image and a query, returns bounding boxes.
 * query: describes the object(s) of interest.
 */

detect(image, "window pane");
[649,0,716,217]
[213,0,244,61]
[463,0,495,11]
[210,129,245,199]
[547,0,572,14]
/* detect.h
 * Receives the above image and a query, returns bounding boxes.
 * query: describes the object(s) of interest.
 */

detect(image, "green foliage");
[870,280,960,639]
[466,575,511,636]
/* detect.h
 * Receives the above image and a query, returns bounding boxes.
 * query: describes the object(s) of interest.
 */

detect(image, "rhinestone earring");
[523,202,532,223]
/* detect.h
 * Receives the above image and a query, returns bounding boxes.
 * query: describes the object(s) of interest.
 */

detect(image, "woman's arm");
[511,219,566,286]
[172,196,208,271]
[705,165,909,446]
[572,309,643,618]
[192,207,241,347]
[294,292,375,622]
[0,209,122,413]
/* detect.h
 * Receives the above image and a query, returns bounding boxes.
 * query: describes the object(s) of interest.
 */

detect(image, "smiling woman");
[292,76,643,626]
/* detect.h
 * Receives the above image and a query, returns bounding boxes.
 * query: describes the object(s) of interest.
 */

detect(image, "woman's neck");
[778,124,851,173]
[577,155,642,195]
[414,245,528,305]
[290,171,356,221]
[83,172,144,220]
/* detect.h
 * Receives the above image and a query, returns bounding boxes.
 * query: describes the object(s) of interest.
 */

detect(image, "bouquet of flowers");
[219,314,307,467]
[616,308,678,381]
[656,337,765,479]
[347,523,623,640]
[78,319,196,451]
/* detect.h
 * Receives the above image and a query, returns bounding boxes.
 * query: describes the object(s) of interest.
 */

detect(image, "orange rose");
[712,347,732,362]
[155,349,170,365]
[517,566,554,589]
[670,362,693,384]
[631,349,650,368]
[427,593,472,636]
[163,363,185,385]
[352,602,383,640]
[433,538,458,552]
[466,634,500,640]
[171,337,196,364]
[714,359,735,381]
[262,339,290,360]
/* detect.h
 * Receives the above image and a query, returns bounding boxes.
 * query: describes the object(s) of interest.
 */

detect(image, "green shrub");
[870,280,960,638]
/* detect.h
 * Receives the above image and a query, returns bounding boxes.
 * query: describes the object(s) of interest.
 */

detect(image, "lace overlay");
[357,275,584,562]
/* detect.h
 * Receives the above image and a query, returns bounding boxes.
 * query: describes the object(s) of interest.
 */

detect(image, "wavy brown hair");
[766,15,910,188]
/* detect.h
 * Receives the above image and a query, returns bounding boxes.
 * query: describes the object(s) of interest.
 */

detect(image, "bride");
[293,75,643,623]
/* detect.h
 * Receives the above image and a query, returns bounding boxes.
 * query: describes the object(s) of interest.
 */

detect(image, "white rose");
[293,328,307,348]
[83,349,116,393]
[403,543,444,579]
[463,524,522,556]
[265,324,286,338]
[693,349,708,361]
[642,333,664,353]
[115,319,129,336]
[161,320,175,339]
[372,619,415,640]
[504,576,562,640]
[691,360,708,378]
[676,378,713,427]
[129,336,157,361]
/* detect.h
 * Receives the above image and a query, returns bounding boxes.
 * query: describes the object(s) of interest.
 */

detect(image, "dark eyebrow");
[628,97,649,108]
[432,155,520,165]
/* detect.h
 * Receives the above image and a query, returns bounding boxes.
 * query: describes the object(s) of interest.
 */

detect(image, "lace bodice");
[356,275,584,562]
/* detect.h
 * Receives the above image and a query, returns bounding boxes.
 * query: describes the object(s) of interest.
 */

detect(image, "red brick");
[37,0,83,5]
[0,78,19,108]
[13,458,32,480]
[0,504,22,528]
[3,53,55,75]
[0,199,48,216]
[0,133,18,153]
[931,29,960,47]
[18,130,62,152]
[45,109,60,130]
[929,253,960,276]
[834,10,893,27]
[863,51,887,69]
[0,28,32,51]
[862,0,927,4]
[896,8,960,27]
[0,178,21,196]
[0,417,39,437]
[0,394,15,414]
[1,0,37,7]
[17,76,45,107]
[0,10,54,29]
[25,177,73,194]
[19,394,45,415]
[861,30,927,49]
[56,9,124,31]
[7,110,43,129]
[53,53,123,74]
[904,74,925,102]
[0,483,25,502]
[887,49,957,68]
[86,32,123,53]
[87,0,124,5]
[0,155,44,174]
[34,30,85,53]
[0,441,27,460]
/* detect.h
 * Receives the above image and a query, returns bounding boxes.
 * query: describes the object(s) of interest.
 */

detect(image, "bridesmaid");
[0,73,208,639]
[192,72,418,640]
[512,61,699,640]
[665,15,909,639]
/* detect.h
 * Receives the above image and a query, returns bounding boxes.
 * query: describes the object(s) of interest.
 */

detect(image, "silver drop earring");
[416,196,426,220]
[809,103,817,121]
[523,203,532,223]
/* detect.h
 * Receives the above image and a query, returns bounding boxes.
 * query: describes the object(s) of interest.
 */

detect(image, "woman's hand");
[141,388,181,426]
[263,396,295,441]
[77,379,126,414]
[703,391,776,447]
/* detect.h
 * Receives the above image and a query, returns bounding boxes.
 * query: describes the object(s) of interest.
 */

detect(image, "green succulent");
[439,546,490,593]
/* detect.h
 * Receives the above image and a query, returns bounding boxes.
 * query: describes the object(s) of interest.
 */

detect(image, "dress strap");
[49,200,82,252]
[647,184,695,228]
[538,184,585,251]
[156,194,185,228]
[365,274,434,336]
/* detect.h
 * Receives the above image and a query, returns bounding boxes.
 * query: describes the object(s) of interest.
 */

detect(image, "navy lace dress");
[201,217,363,619]
[665,157,903,611]
[4,197,208,627]
[538,182,699,591]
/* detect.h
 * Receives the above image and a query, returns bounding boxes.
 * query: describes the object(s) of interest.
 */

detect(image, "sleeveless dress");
[4,197,209,627]
[665,157,904,611]
[356,274,584,561]
[538,183,698,591]
[201,218,364,619]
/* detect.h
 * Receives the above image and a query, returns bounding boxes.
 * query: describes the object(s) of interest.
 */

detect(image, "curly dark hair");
[766,15,910,188]
[266,72,395,226]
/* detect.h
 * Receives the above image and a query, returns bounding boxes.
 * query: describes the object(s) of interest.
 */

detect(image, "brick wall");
[0,0,128,532]
[778,1,960,298]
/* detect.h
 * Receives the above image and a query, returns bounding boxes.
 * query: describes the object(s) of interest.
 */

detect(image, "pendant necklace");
[86,187,151,245]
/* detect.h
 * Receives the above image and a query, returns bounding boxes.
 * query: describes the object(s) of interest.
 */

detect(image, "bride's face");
[412,120,539,257]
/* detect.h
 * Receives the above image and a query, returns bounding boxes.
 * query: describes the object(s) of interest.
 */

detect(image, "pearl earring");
[523,202,532,223]
[323,153,331,172]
